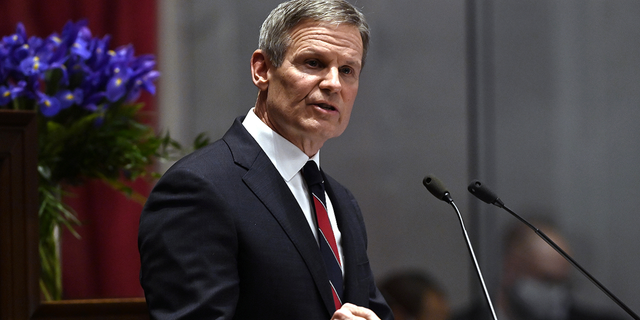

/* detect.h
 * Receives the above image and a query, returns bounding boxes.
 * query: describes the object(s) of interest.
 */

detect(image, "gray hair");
[258,0,370,68]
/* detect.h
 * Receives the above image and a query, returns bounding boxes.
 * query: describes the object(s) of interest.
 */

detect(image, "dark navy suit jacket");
[138,117,393,320]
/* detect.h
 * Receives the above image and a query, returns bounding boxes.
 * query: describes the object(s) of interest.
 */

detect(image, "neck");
[253,100,324,157]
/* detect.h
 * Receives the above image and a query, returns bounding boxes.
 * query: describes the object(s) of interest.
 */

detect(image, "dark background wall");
[158,0,640,316]
[481,0,640,315]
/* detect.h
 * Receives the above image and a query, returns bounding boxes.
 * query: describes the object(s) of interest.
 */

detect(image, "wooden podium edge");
[33,298,148,320]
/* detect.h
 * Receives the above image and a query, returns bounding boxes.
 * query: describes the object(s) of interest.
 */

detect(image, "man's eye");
[306,60,320,68]
[340,67,354,75]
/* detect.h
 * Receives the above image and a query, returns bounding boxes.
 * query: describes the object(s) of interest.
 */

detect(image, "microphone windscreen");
[467,180,499,204]
[423,175,449,201]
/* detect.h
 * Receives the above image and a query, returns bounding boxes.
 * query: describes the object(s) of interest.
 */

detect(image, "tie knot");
[302,161,323,186]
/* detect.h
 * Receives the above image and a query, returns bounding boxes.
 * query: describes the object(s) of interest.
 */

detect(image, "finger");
[331,303,381,320]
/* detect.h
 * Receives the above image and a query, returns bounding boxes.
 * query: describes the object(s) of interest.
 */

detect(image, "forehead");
[286,21,363,62]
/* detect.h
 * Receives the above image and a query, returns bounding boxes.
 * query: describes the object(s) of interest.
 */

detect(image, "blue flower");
[0,81,27,105]
[71,34,92,60]
[106,66,130,102]
[20,55,49,76]
[1,19,159,116]
[56,88,83,109]
[110,44,135,64]
[46,34,71,72]
[2,22,27,47]
[8,44,31,71]
[0,86,11,105]
[60,19,87,48]
[86,35,111,72]
[138,70,160,95]
[38,92,61,117]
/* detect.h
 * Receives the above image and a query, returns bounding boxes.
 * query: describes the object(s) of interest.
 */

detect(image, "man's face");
[259,20,364,153]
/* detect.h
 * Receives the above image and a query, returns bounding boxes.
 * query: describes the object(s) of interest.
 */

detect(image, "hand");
[331,303,381,320]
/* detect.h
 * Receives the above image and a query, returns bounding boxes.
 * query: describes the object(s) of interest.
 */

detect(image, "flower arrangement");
[0,20,206,300]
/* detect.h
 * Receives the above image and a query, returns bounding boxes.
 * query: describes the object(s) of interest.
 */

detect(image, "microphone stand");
[447,199,499,320]
[468,180,640,320]
[423,176,499,320]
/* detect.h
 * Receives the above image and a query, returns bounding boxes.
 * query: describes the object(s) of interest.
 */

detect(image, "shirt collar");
[242,108,320,181]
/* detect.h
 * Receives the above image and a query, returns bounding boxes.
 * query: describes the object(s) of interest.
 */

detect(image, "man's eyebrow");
[298,48,325,57]
[299,48,362,66]
[344,59,362,69]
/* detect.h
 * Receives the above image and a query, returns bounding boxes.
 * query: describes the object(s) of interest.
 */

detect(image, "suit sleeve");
[368,282,394,320]
[138,167,239,319]
[358,213,394,320]
[342,187,394,320]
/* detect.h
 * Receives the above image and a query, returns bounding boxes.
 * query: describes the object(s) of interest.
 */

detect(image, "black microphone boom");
[467,180,640,320]
[423,175,499,320]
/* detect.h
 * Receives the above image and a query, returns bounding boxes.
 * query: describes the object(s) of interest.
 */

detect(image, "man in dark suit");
[138,1,393,319]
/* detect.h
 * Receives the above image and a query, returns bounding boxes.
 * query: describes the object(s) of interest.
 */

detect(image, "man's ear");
[251,50,270,91]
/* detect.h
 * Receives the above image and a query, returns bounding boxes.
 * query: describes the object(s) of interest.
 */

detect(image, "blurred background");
[2,0,638,317]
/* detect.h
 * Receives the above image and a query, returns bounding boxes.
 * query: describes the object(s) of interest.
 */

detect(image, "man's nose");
[319,67,341,93]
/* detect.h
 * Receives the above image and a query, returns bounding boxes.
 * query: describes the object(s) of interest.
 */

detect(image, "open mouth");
[317,103,336,111]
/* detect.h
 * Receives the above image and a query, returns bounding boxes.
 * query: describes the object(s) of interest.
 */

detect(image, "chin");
[322,123,348,138]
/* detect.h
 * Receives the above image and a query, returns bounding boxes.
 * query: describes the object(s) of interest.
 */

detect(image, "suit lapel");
[223,118,337,314]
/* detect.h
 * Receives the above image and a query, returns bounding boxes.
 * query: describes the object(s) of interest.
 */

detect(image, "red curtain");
[0,0,157,298]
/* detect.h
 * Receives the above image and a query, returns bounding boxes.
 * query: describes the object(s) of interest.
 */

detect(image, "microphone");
[423,175,453,203]
[467,180,640,320]
[422,174,498,320]
[467,180,503,208]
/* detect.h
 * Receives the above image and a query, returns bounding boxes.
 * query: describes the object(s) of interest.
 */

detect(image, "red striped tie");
[302,161,343,310]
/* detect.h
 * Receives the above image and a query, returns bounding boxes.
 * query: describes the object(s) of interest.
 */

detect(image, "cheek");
[343,84,359,106]
[340,87,358,121]
[341,106,353,124]
[283,70,314,98]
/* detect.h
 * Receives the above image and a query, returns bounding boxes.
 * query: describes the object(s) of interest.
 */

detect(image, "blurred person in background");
[380,269,451,320]
[453,216,623,320]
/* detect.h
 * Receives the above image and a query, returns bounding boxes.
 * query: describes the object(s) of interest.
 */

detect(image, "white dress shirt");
[242,108,344,274]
